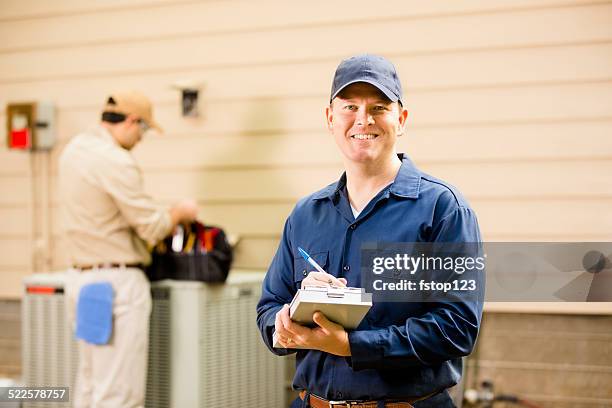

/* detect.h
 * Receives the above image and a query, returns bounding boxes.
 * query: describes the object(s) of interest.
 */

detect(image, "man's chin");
[343,151,377,164]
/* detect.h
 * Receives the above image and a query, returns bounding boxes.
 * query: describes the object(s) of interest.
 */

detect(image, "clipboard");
[273,286,372,349]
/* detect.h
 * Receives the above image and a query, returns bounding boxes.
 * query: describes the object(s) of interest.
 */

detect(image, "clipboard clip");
[326,287,345,298]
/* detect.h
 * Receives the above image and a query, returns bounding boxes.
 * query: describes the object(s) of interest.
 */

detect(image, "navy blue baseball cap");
[330,54,403,105]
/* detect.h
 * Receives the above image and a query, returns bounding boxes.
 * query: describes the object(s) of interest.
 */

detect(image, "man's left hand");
[277,310,351,356]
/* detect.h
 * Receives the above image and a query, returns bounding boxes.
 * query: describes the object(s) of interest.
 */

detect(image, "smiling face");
[326,82,407,167]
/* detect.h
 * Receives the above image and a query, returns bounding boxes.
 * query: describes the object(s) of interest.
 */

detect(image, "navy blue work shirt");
[256,154,483,407]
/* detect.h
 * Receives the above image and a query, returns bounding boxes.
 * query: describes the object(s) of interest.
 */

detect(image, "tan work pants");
[66,267,151,408]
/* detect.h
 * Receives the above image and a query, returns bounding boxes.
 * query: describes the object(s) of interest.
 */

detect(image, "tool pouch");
[147,221,233,283]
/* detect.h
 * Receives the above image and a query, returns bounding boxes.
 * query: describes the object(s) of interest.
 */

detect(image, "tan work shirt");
[58,125,171,266]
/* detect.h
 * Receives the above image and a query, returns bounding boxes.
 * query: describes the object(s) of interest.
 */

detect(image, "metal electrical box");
[6,101,56,150]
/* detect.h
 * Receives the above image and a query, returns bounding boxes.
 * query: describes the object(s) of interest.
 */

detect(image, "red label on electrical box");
[9,128,30,149]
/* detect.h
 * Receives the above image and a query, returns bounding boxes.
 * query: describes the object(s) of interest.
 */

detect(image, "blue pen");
[298,247,327,274]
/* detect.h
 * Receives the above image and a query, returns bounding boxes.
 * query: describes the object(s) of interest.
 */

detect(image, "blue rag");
[75,282,114,345]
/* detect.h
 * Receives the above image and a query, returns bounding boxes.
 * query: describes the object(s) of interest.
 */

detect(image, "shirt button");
[350,224,356,230]
[302,269,307,276]
[337,392,343,399]
[343,265,350,271]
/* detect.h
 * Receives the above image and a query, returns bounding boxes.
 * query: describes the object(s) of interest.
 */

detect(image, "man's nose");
[355,108,375,126]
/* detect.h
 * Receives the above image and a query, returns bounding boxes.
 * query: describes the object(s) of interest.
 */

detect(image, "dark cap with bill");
[330,54,403,105]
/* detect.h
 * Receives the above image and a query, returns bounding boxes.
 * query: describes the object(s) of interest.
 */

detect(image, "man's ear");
[325,105,333,131]
[124,113,135,126]
[397,107,408,136]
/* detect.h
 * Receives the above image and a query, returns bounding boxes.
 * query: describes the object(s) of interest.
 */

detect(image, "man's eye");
[344,105,357,110]
[373,105,387,111]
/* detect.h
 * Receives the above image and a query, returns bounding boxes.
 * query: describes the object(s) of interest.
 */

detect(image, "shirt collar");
[91,124,121,147]
[389,153,421,199]
[312,153,421,201]
[311,178,343,201]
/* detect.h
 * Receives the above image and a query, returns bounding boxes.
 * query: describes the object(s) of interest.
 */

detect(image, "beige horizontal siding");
[0,207,32,236]
[134,161,612,201]
[0,0,194,21]
[32,199,612,245]
[471,313,612,407]
[0,0,610,307]
[1,0,609,47]
[15,196,612,248]
[132,120,612,167]
[2,4,612,82]
[0,151,29,175]
[4,0,611,22]
[3,83,612,146]
[0,239,31,270]
[16,161,608,207]
[11,119,607,171]
[0,43,611,108]
[475,330,612,367]
[0,176,30,206]
[472,363,612,400]
[474,199,612,239]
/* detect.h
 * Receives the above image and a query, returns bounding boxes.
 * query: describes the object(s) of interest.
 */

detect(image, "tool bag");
[146,221,233,283]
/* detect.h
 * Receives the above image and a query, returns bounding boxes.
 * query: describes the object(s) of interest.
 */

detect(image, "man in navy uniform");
[257,55,483,407]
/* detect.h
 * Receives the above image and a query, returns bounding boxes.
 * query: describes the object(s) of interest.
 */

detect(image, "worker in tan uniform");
[59,90,197,408]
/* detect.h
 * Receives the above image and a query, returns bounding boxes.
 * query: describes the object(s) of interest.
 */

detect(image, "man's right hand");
[169,199,198,227]
[301,271,347,289]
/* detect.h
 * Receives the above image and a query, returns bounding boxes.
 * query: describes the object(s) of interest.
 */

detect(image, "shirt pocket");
[293,250,329,289]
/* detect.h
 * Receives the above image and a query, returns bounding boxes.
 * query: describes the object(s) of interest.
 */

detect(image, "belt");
[73,263,144,271]
[300,391,415,408]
